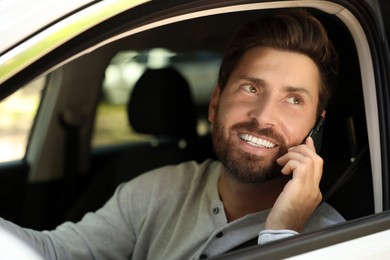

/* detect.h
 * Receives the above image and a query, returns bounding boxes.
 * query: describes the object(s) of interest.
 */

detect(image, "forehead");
[231,46,321,95]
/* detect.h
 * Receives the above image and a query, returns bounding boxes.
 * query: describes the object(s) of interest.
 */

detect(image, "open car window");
[0,77,45,162]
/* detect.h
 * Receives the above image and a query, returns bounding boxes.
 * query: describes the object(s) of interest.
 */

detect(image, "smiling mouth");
[239,134,276,148]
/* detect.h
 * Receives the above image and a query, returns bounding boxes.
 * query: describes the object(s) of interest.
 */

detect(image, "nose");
[248,97,280,128]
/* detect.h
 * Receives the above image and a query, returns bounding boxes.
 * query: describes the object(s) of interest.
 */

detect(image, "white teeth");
[239,134,276,148]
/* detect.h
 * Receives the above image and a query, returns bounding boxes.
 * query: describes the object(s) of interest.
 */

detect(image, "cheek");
[216,97,245,123]
[280,116,310,146]
[223,104,252,131]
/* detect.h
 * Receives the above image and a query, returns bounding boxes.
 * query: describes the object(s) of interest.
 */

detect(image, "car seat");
[64,66,214,222]
[128,67,197,142]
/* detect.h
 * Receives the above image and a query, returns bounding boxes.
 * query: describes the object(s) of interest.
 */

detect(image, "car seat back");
[65,66,213,221]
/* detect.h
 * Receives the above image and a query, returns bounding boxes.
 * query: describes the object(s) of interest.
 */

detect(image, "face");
[209,46,321,183]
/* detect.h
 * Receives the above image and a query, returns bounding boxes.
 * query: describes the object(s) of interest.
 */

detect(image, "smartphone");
[304,116,324,152]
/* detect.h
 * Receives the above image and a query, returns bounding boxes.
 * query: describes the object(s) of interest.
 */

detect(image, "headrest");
[127,67,197,139]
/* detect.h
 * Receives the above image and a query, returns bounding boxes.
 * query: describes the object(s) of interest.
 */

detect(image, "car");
[0,0,390,258]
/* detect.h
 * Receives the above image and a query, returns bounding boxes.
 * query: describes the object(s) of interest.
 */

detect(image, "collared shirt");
[0,160,344,259]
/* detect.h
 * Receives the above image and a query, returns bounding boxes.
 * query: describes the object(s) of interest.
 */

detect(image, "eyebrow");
[283,85,311,96]
[238,76,267,87]
[283,86,312,99]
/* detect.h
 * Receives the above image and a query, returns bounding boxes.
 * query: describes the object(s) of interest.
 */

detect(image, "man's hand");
[265,137,323,232]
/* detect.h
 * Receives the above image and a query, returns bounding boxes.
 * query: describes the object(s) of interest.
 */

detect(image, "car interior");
[0,4,376,241]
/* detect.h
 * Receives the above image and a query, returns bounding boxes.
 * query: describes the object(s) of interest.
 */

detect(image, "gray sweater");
[0,160,344,259]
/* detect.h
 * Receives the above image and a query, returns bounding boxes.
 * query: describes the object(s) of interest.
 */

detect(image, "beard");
[212,113,288,184]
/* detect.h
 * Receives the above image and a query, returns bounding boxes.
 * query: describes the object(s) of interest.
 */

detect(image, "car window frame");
[0,0,388,257]
[0,0,383,210]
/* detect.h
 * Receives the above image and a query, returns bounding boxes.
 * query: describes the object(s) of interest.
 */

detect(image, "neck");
[218,169,287,222]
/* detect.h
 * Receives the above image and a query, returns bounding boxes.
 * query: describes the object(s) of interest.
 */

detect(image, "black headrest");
[127,67,197,139]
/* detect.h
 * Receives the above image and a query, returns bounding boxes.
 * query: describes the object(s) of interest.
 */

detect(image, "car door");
[0,0,389,257]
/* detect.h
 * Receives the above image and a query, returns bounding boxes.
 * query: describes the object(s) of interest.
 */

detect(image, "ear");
[208,85,221,123]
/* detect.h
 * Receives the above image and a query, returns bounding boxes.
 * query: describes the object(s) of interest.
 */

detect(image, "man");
[0,9,344,259]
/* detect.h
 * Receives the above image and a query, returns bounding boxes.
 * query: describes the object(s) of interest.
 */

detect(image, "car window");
[0,77,45,162]
[91,48,221,147]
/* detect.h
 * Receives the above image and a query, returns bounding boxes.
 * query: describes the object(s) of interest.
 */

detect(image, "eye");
[287,96,303,105]
[242,84,258,94]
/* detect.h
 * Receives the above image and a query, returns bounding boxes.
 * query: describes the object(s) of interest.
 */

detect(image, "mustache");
[230,119,286,146]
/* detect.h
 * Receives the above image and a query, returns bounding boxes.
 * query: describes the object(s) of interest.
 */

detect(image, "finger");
[288,139,315,154]
[277,144,323,182]
[277,150,306,166]
[278,152,320,184]
[277,144,316,166]
[287,144,318,161]
[280,159,303,176]
[304,136,316,152]
[285,153,323,185]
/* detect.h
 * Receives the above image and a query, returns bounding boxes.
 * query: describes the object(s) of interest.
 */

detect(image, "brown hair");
[218,9,338,115]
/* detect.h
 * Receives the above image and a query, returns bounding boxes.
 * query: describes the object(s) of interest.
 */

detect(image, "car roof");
[0,0,149,84]
[0,0,95,54]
